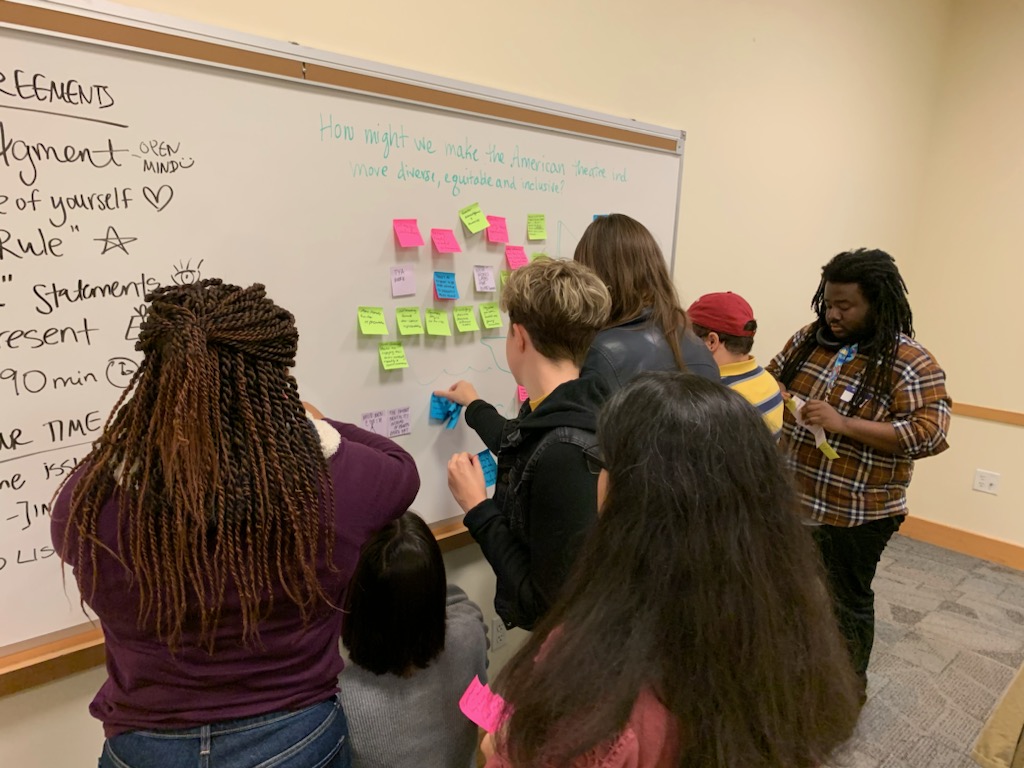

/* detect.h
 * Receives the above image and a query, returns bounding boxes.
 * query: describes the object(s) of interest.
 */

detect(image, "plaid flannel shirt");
[766,325,951,527]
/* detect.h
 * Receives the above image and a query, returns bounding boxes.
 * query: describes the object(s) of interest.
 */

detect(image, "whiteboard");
[0,14,683,649]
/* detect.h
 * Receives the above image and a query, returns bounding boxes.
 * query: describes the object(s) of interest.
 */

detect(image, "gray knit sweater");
[339,585,489,768]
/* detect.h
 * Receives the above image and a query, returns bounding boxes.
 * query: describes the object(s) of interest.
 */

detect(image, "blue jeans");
[99,696,350,768]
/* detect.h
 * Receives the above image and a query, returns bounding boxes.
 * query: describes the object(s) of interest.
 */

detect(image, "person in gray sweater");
[339,512,488,768]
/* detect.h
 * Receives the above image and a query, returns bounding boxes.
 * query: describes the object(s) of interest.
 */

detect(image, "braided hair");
[63,279,334,651]
[777,249,913,409]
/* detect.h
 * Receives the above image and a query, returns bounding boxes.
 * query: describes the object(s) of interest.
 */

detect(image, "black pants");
[813,515,904,689]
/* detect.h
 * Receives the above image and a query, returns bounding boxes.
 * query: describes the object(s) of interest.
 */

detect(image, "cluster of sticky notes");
[434,271,460,300]
[477,450,497,488]
[361,407,412,438]
[429,393,462,430]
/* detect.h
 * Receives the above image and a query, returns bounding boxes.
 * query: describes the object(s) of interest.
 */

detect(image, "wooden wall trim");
[900,517,1024,572]
[954,402,1024,428]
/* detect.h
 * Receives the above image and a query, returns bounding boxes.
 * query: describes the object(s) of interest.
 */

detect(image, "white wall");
[1,0,987,764]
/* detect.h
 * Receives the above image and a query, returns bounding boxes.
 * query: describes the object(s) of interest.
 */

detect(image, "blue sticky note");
[445,404,463,430]
[477,450,497,487]
[430,393,453,421]
[434,271,460,300]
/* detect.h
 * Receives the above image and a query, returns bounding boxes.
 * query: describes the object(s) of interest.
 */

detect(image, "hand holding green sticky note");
[396,307,425,335]
[453,306,480,332]
[479,302,502,329]
[378,341,409,370]
[358,306,388,335]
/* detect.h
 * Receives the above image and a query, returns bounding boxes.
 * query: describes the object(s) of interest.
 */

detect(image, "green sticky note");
[358,306,388,335]
[459,202,488,234]
[479,302,502,329]
[396,307,424,335]
[425,308,452,336]
[531,252,548,262]
[500,270,510,287]
[527,213,547,241]
[378,341,409,370]
[453,305,480,332]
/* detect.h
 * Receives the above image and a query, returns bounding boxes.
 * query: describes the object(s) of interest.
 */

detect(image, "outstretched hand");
[433,380,480,408]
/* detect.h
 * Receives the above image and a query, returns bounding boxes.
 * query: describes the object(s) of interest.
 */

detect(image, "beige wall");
[11,0,1024,764]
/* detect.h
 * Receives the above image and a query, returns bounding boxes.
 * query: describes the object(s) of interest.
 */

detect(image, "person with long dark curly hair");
[482,373,862,768]
[767,249,951,701]
[51,279,419,768]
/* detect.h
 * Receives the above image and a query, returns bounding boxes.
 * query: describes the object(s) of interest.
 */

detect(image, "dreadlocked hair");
[777,249,914,409]
[61,279,334,652]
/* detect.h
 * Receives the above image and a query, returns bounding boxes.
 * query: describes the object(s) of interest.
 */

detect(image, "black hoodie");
[463,375,608,630]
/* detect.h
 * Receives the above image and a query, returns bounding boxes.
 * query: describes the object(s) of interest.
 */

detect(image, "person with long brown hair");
[484,373,861,768]
[573,214,718,393]
[50,279,419,768]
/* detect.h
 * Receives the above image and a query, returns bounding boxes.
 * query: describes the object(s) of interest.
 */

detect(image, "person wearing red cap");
[688,292,784,439]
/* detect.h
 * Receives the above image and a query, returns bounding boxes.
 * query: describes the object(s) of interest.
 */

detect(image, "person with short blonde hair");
[435,258,611,630]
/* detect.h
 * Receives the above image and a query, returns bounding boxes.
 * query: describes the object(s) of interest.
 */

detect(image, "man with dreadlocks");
[51,279,419,768]
[767,249,950,703]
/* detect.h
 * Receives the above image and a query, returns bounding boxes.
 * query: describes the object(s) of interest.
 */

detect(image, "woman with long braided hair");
[51,279,420,768]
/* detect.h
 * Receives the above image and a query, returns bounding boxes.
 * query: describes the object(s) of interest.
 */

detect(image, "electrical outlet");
[973,469,1001,496]
[491,617,508,650]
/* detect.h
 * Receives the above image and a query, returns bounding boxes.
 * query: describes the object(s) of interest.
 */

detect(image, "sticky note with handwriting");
[505,246,528,270]
[527,213,547,241]
[459,677,507,734]
[486,215,509,243]
[459,202,488,234]
[378,341,409,371]
[431,228,462,253]
[387,406,412,437]
[479,302,502,329]
[361,410,386,435]
[396,307,424,335]
[425,308,452,336]
[390,265,416,298]
[393,219,424,247]
[478,450,498,488]
[433,271,460,300]
[453,305,480,332]
[358,306,388,335]
[474,265,497,293]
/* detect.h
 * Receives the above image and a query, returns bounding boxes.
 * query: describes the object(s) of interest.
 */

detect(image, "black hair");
[342,512,446,676]
[777,249,913,408]
[691,320,757,355]
[495,373,861,767]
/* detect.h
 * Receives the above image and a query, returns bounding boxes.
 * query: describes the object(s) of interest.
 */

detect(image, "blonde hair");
[501,258,611,366]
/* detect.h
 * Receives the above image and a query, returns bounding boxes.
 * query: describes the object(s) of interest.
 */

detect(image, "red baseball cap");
[687,292,756,337]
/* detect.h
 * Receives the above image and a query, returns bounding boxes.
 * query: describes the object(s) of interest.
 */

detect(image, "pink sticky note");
[393,219,424,247]
[517,385,529,402]
[505,245,528,270]
[431,228,462,254]
[459,677,509,733]
[486,216,509,243]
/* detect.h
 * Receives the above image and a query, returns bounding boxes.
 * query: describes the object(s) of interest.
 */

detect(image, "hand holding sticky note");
[786,395,840,459]
[429,393,462,429]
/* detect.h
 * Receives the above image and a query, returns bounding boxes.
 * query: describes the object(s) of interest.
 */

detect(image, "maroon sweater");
[50,419,419,737]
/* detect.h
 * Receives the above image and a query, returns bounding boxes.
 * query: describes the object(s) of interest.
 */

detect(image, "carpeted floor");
[833,534,1024,767]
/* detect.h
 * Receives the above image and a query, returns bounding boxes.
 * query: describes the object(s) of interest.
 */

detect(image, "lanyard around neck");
[825,344,858,394]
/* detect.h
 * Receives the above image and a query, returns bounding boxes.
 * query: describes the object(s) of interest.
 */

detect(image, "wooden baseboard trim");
[953,403,1024,428]
[900,517,1024,571]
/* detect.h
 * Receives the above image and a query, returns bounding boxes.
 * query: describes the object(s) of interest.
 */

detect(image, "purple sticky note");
[431,228,462,254]
[459,676,508,733]
[390,265,416,298]
[505,245,528,270]
[393,219,424,247]
[486,216,509,243]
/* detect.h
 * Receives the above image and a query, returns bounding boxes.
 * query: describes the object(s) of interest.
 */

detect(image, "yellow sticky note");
[479,302,502,329]
[425,308,452,336]
[453,305,480,332]
[459,202,488,234]
[396,307,424,336]
[527,213,546,241]
[500,270,510,287]
[358,306,388,335]
[378,341,409,370]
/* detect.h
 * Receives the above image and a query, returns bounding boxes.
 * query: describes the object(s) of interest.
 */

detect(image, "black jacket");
[463,376,607,630]
[582,308,720,395]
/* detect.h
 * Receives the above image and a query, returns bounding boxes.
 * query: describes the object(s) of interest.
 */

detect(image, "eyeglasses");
[582,444,607,475]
